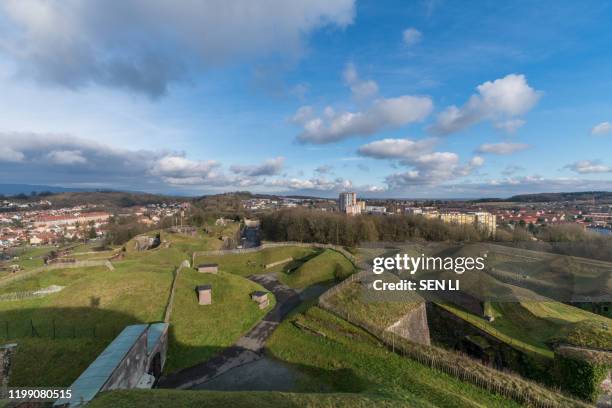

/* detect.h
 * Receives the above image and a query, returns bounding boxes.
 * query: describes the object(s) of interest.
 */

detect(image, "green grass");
[89,389,406,408]
[439,300,612,358]
[166,269,274,373]
[0,249,178,386]
[278,249,355,289]
[324,277,423,331]
[88,304,523,408]
[0,230,278,387]
[265,303,521,408]
[195,246,319,277]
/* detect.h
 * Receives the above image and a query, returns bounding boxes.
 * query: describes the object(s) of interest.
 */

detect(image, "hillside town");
[2,191,611,251]
[0,200,190,249]
[243,192,612,235]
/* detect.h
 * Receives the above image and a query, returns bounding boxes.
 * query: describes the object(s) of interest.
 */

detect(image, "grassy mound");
[279,249,355,289]
[166,270,274,373]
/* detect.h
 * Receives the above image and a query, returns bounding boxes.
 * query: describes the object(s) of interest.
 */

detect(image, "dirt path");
[157,273,300,389]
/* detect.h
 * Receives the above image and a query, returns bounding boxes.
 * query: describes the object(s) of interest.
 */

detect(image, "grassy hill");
[0,229,270,387]
[166,270,274,373]
[278,249,355,289]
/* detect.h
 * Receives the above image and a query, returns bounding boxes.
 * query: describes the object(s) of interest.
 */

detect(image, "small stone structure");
[168,226,197,236]
[197,263,218,274]
[197,285,212,305]
[133,234,161,252]
[54,323,169,407]
[251,291,269,309]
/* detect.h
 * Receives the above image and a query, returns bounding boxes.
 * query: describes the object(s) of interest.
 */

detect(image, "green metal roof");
[54,324,148,407]
[147,322,168,354]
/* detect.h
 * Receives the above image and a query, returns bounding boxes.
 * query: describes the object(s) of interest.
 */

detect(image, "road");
[157,273,301,389]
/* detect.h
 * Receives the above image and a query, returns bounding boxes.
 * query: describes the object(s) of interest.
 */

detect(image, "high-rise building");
[338,192,361,215]
[339,192,356,212]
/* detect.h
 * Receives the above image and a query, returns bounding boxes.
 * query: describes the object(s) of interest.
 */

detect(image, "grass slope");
[266,303,521,407]
[89,389,405,408]
[166,269,274,373]
[279,249,355,289]
[195,246,318,277]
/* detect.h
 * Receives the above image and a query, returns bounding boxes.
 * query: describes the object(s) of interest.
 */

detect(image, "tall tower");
[339,192,357,213]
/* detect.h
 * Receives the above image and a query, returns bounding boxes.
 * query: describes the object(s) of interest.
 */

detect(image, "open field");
[166,269,274,373]
[0,229,274,386]
[278,249,355,289]
[194,246,319,277]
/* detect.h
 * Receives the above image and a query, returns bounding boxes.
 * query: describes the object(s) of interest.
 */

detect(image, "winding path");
[157,273,301,390]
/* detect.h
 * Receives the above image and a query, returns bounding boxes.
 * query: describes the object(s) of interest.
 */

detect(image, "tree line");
[260,209,612,261]
[260,209,489,246]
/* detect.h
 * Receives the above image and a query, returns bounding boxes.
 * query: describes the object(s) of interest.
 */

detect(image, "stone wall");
[426,302,553,384]
[103,331,149,391]
[385,302,431,346]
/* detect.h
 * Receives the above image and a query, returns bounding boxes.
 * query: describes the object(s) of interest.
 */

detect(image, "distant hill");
[506,191,612,203]
[0,183,93,196]
[5,190,184,209]
[471,191,612,203]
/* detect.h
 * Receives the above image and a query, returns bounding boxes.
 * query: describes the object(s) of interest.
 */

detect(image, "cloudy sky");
[1,0,611,198]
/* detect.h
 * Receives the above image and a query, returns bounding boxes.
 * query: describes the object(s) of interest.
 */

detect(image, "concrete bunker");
[54,322,169,407]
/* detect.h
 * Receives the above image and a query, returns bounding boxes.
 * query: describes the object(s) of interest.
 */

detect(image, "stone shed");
[197,263,218,274]
[197,285,212,305]
[251,291,269,309]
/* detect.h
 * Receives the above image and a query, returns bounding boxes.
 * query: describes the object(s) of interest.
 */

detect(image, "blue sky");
[0,0,611,198]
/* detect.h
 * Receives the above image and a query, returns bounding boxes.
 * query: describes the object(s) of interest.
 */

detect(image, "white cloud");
[269,177,351,191]
[591,121,612,136]
[150,156,220,179]
[293,95,433,143]
[230,157,285,177]
[476,142,529,155]
[468,155,485,167]
[343,63,379,100]
[269,176,385,194]
[402,28,422,46]
[564,160,611,174]
[0,146,25,162]
[429,74,541,136]
[46,150,87,165]
[357,137,437,160]
[358,137,482,186]
[0,132,287,191]
[0,0,355,97]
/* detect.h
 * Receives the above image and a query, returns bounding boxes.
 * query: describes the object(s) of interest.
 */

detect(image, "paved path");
[157,273,301,389]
